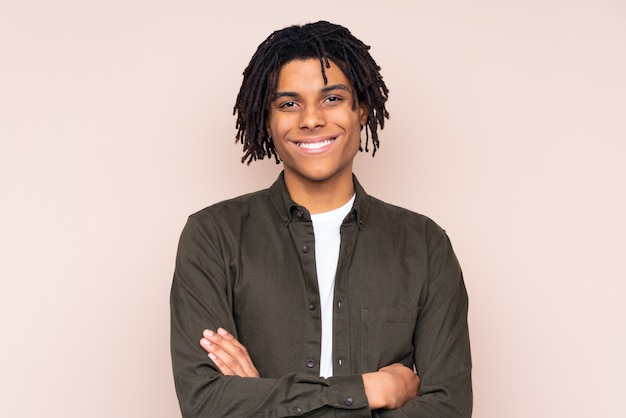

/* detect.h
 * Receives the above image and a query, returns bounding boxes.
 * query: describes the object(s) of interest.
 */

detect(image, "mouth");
[295,138,336,150]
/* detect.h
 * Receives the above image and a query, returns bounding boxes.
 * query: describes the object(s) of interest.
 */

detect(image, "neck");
[283,170,355,214]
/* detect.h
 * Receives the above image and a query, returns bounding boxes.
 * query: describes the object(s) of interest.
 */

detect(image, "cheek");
[268,116,291,139]
[272,137,286,154]
[266,111,281,137]
[346,114,365,138]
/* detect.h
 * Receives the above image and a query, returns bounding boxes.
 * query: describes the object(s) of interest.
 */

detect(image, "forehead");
[275,58,352,91]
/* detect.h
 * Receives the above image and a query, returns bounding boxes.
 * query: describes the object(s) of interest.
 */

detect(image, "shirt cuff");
[326,374,370,414]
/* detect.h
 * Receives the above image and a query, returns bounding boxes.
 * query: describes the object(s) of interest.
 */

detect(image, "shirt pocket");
[360,307,418,370]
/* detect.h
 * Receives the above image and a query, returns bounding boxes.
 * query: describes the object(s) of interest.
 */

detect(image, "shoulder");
[180,188,275,241]
[190,188,271,221]
[360,194,452,255]
[353,175,445,240]
[364,196,460,271]
[366,195,446,234]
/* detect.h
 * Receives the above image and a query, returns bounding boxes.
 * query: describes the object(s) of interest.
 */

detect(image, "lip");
[292,136,338,153]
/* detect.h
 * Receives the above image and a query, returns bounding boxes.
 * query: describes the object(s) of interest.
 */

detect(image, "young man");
[170,21,472,417]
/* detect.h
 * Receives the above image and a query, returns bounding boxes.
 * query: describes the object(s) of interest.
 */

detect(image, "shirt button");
[344,396,354,406]
[308,302,317,310]
[293,406,303,415]
[338,358,344,367]
[337,300,343,308]
[297,210,304,218]
[302,245,310,253]
[306,359,315,368]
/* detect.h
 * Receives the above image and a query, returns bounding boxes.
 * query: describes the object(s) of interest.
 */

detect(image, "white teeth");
[297,139,334,149]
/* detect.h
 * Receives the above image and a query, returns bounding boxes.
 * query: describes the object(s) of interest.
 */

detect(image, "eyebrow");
[321,84,351,94]
[273,84,351,100]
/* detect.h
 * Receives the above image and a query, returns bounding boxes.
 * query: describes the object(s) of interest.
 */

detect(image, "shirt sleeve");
[374,228,473,417]
[170,215,372,418]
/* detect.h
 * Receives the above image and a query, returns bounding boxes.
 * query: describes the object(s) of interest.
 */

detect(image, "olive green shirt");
[170,172,472,417]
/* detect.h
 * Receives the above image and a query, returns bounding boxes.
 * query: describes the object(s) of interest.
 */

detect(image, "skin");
[199,58,420,410]
[266,58,367,214]
[200,328,419,410]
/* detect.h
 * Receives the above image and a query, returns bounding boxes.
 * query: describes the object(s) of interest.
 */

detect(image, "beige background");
[1,0,625,417]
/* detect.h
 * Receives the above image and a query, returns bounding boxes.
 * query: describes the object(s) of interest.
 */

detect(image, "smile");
[295,139,335,149]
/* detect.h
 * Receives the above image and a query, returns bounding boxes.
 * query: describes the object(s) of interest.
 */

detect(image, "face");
[266,58,367,187]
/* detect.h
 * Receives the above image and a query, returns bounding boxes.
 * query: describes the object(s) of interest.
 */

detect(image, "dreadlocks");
[234,21,390,164]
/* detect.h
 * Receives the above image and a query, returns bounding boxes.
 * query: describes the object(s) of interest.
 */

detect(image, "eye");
[278,101,299,111]
[323,95,345,107]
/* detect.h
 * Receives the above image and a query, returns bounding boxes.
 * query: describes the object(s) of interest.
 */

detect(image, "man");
[170,21,472,417]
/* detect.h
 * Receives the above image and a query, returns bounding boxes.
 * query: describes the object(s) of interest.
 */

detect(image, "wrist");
[362,371,388,410]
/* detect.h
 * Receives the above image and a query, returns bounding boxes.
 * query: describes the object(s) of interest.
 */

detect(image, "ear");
[265,119,272,139]
[359,103,368,128]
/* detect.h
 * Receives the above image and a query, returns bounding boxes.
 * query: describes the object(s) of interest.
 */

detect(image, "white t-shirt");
[310,194,355,378]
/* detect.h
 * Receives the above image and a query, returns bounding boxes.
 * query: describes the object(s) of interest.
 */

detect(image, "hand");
[362,363,420,410]
[200,328,260,378]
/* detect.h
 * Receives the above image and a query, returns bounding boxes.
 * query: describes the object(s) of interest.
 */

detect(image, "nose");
[299,104,326,130]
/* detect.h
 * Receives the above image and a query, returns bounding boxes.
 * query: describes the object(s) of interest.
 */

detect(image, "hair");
[233,21,390,164]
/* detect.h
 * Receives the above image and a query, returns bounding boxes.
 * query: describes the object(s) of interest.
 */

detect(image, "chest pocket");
[360,307,418,370]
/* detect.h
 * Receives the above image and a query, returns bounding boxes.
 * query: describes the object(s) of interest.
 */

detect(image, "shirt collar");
[268,171,369,229]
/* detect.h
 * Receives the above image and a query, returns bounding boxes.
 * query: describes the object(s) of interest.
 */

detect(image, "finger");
[213,328,259,377]
[204,329,245,359]
[208,351,237,376]
[200,330,236,375]
[211,343,253,376]
[216,328,250,355]
[201,329,259,377]
[200,335,240,375]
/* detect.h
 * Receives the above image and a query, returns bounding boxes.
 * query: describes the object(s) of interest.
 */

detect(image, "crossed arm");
[199,327,420,411]
[173,216,471,416]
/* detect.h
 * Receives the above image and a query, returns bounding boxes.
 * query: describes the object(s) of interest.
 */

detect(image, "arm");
[362,364,421,410]
[200,328,421,410]
[374,230,472,417]
[171,216,372,417]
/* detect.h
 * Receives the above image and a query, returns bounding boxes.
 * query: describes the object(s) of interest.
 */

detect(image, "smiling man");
[170,21,472,417]
[266,58,367,213]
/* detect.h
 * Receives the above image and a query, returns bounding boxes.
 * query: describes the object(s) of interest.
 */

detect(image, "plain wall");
[1,0,625,417]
